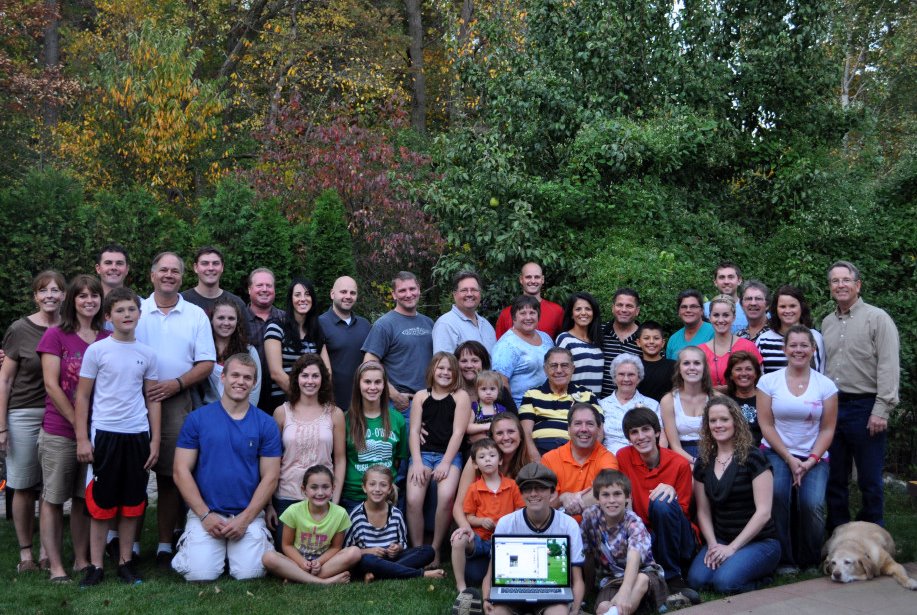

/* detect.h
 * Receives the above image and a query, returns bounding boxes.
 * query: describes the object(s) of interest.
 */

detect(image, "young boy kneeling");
[581,470,667,615]
[451,438,524,607]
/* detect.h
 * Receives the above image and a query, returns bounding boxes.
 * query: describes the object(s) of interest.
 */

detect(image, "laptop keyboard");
[499,588,563,594]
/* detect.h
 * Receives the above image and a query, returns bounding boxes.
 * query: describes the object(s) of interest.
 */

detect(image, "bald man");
[318,276,371,411]
[495,262,564,339]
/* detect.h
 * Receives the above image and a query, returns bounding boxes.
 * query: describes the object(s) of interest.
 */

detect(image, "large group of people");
[0,251,901,615]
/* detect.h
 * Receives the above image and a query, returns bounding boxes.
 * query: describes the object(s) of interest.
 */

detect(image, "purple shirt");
[36,327,111,439]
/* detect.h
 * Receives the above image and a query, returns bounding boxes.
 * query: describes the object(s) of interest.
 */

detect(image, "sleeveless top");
[673,390,704,443]
[421,390,456,454]
[472,401,507,424]
[277,402,334,500]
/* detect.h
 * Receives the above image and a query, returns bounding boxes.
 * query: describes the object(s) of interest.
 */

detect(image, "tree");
[191,176,307,295]
[56,20,225,198]
[305,189,357,305]
[251,95,443,313]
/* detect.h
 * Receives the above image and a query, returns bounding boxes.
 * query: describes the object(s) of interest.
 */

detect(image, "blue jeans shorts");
[413,450,463,471]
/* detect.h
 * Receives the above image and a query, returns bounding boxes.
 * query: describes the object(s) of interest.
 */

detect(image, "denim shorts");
[469,534,492,559]
[412,450,464,471]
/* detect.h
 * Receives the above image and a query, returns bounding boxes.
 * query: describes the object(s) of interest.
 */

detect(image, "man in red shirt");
[495,263,563,339]
[616,406,699,604]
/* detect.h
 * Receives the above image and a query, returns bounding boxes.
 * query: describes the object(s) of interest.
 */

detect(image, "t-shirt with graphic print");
[342,408,408,501]
[280,500,351,559]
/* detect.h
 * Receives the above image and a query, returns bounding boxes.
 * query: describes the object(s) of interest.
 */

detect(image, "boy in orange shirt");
[451,438,524,603]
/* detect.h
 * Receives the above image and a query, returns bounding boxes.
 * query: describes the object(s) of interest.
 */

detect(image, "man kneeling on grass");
[171,353,281,581]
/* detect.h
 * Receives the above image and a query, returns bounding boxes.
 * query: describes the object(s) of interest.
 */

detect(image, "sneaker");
[664,592,692,611]
[105,537,120,563]
[156,550,174,570]
[79,565,104,588]
[776,565,800,576]
[665,577,700,605]
[117,560,143,585]
[451,587,483,615]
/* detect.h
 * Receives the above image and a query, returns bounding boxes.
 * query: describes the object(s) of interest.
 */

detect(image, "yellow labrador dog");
[823,522,917,590]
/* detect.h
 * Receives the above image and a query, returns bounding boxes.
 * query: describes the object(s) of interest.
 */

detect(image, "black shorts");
[85,430,150,520]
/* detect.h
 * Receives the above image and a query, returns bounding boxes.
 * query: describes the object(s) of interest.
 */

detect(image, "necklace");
[712,335,735,385]
[715,453,733,467]
[156,299,178,309]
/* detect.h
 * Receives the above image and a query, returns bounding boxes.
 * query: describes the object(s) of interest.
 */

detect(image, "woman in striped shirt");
[555,292,604,396]
[755,285,825,374]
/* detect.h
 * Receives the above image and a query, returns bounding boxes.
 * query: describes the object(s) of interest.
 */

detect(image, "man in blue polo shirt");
[319,276,371,411]
[171,353,281,581]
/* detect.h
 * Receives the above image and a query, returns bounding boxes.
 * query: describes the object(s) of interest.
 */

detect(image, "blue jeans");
[271,496,300,550]
[358,545,434,580]
[765,448,829,567]
[464,535,492,588]
[827,396,886,531]
[687,538,780,594]
[648,497,697,581]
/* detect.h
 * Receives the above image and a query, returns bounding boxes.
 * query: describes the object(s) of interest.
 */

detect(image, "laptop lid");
[490,534,572,589]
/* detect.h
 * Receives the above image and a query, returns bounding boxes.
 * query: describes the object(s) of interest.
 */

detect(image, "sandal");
[17,560,39,574]
[39,558,51,572]
[50,575,72,584]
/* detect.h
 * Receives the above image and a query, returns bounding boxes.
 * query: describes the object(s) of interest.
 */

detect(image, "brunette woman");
[0,271,65,573]
[37,274,109,581]
[264,278,330,407]
[205,295,261,405]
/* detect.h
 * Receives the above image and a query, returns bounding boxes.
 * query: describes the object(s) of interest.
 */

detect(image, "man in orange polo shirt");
[541,402,617,522]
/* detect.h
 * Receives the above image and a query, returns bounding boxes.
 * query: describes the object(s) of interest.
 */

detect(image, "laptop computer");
[489,534,573,604]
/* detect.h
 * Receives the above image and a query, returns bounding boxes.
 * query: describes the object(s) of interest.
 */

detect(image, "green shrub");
[305,189,357,310]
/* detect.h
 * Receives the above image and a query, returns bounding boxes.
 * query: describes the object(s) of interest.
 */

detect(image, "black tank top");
[421,390,456,454]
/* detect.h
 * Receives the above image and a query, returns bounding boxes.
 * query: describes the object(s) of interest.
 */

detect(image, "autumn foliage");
[250,95,443,292]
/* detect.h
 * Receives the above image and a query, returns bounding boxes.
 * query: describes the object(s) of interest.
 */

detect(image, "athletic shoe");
[666,577,701,605]
[451,587,483,615]
[117,560,143,585]
[79,565,104,588]
[156,550,174,570]
[776,565,800,576]
[105,537,120,563]
[664,592,692,611]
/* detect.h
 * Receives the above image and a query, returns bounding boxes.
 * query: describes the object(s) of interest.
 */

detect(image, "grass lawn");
[2,482,915,614]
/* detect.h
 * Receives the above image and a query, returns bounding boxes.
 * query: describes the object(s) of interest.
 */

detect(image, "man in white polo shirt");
[136,251,216,568]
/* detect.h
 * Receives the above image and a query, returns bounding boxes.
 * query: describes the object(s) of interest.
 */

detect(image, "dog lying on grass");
[823,521,917,590]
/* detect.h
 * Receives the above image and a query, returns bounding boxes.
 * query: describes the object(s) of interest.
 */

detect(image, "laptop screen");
[492,534,571,587]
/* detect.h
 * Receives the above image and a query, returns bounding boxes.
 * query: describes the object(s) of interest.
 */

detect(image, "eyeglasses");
[679,304,701,311]
[830,278,856,286]
[547,363,572,371]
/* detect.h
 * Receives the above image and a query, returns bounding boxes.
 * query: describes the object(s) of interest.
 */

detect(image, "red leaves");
[249,95,443,278]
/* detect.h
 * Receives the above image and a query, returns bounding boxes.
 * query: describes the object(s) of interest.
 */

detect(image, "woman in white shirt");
[756,325,837,573]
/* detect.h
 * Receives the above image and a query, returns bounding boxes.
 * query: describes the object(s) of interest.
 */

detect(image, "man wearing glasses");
[519,348,601,458]
[432,270,496,354]
[665,290,714,360]
[822,261,899,533]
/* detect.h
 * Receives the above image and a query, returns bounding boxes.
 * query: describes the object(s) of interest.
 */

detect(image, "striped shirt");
[344,503,408,550]
[555,332,604,395]
[600,322,641,397]
[263,321,324,402]
[518,381,601,441]
[755,328,825,374]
